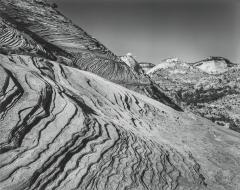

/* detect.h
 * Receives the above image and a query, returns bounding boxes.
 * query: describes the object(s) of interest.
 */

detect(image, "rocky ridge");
[192,57,236,74]
[1,51,240,190]
[0,0,184,111]
[0,1,240,190]
[148,57,240,132]
[138,62,155,73]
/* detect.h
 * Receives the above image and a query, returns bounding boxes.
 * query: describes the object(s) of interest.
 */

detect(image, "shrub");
[51,3,58,9]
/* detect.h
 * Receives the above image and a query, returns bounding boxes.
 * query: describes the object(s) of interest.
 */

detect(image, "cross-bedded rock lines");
[0,16,53,59]
[0,1,240,189]
[0,54,240,189]
[0,0,183,111]
[0,55,208,190]
[0,0,133,81]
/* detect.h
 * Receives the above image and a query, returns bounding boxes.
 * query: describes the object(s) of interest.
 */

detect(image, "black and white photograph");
[0,0,240,189]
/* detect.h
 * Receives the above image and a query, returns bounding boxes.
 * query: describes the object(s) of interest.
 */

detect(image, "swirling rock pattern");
[0,0,183,111]
[0,54,240,190]
[0,0,133,80]
[0,16,52,59]
[0,1,240,190]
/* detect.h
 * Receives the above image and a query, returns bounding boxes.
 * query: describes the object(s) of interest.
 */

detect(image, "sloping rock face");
[1,54,240,190]
[147,58,183,75]
[0,17,46,56]
[0,1,240,190]
[120,53,142,74]
[0,0,182,112]
[138,62,155,73]
[148,58,240,132]
[120,53,137,68]
[0,0,135,82]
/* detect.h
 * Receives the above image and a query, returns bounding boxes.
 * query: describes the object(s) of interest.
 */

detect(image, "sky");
[50,0,240,64]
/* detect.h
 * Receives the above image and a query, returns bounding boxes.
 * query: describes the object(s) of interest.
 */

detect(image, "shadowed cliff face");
[0,1,240,190]
[148,58,240,133]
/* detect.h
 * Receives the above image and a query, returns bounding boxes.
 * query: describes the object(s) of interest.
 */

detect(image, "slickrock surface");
[0,16,52,59]
[0,0,183,112]
[148,58,240,132]
[0,0,136,82]
[0,1,240,190]
[1,54,240,190]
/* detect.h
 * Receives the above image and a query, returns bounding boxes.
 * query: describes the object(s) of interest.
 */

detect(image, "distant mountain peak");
[120,53,137,67]
[193,56,235,74]
[147,57,186,75]
[162,57,182,63]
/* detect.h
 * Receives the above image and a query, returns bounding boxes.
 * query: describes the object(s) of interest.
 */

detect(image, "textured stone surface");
[0,0,182,111]
[193,57,236,74]
[138,62,155,73]
[1,54,240,190]
[0,0,135,81]
[148,58,240,132]
[0,1,240,190]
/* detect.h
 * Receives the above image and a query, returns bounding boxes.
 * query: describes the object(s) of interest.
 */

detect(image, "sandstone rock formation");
[120,53,142,74]
[147,57,183,75]
[120,53,155,74]
[193,57,236,74]
[1,52,240,190]
[148,58,240,132]
[0,0,184,112]
[120,53,137,67]
[138,62,155,73]
[0,1,240,190]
